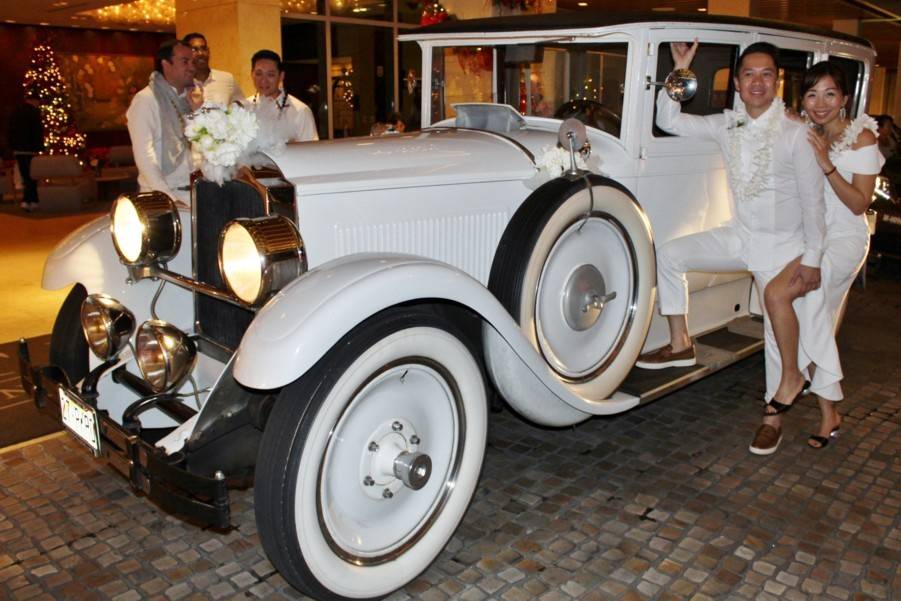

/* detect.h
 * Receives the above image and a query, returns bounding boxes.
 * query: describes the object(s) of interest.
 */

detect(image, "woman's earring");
[800,109,813,127]
[839,107,847,120]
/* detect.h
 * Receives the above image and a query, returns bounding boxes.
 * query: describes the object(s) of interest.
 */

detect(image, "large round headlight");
[135,320,196,393]
[80,294,136,360]
[111,192,181,265]
[219,215,305,305]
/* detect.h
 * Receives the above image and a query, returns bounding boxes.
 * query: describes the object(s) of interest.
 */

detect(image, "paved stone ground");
[1,279,899,601]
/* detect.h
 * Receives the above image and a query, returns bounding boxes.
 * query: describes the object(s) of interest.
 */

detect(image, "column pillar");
[707,0,752,17]
[175,0,282,96]
[868,66,886,115]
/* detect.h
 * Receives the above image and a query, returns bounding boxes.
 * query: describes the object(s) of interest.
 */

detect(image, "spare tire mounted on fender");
[489,174,656,401]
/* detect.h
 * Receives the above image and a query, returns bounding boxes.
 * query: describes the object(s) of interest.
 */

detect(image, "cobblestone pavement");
[1,279,899,601]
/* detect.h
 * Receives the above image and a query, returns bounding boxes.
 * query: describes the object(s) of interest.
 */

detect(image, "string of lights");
[22,41,86,156]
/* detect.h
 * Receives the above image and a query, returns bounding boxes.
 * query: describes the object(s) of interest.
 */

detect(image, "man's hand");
[187,85,204,111]
[670,39,699,71]
[790,264,821,294]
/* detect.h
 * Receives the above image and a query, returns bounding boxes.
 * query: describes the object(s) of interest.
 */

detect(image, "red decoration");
[420,1,448,26]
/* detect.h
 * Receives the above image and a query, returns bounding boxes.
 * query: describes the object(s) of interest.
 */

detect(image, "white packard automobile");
[19,11,874,601]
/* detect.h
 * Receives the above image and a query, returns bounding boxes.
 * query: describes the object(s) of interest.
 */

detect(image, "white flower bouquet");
[185,103,259,185]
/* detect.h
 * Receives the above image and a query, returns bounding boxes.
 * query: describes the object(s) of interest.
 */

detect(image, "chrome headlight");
[80,294,136,360]
[219,215,305,306]
[135,320,197,393]
[110,192,181,265]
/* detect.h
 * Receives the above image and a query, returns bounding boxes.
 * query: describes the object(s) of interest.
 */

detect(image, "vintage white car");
[19,11,874,601]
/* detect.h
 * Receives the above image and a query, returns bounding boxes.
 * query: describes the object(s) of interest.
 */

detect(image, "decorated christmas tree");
[22,39,86,156]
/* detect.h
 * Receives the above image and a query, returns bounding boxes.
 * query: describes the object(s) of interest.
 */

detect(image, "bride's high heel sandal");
[807,425,840,449]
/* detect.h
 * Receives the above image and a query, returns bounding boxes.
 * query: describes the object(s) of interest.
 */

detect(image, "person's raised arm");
[655,40,720,140]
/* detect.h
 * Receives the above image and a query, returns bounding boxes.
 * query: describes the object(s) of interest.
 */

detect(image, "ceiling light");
[698,7,707,11]
[578,1,587,5]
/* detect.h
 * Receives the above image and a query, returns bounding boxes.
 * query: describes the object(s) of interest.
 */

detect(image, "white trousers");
[656,227,785,401]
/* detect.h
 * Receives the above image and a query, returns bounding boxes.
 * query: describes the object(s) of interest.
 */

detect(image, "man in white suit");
[184,32,244,106]
[636,41,826,455]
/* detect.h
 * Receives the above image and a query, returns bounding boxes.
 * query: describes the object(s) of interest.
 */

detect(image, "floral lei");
[725,98,784,203]
[828,114,878,161]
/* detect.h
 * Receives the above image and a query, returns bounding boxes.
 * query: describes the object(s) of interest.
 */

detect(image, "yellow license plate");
[59,387,101,456]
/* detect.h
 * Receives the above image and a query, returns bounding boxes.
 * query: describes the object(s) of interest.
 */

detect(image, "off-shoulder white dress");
[797,115,885,400]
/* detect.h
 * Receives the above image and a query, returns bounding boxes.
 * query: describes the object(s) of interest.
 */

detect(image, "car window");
[431,46,494,125]
[776,48,814,113]
[652,42,738,138]
[828,55,865,117]
[431,42,628,138]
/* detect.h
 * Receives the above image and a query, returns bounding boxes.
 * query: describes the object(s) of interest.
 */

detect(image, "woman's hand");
[670,39,699,71]
[807,129,833,174]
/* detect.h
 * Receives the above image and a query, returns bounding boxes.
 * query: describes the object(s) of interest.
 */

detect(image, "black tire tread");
[49,283,89,385]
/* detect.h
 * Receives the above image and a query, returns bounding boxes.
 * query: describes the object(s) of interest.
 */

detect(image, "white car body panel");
[233,254,638,424]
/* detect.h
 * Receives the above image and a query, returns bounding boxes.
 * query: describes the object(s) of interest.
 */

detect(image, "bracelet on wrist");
[824,166,837,177]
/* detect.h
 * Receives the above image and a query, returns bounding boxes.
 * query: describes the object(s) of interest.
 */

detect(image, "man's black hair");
[155,39,188,73]
[251,49,283,72]
[801,61,849,97]
[182,32,207,45]
[738,42,780,71]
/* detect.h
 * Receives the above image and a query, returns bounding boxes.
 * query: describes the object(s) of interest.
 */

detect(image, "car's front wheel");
[254,306,487,600]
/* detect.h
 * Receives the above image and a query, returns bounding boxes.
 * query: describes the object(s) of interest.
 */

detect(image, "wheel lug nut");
[392,421,403,432]
[363,476,374,486]
[410,435,420,445]
[368,441,379,452]
[382,488,394,499]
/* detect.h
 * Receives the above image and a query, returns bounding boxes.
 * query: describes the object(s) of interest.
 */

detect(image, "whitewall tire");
[254,306,487,600]
[489,175,656,401]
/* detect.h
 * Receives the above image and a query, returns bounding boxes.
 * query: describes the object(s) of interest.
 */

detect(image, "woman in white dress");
[761,61,883,448]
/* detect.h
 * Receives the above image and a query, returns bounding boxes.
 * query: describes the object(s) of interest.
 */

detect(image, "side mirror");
[646,68,698,102]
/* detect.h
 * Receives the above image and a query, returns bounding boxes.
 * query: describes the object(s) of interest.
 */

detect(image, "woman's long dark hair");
[801,61,849,97]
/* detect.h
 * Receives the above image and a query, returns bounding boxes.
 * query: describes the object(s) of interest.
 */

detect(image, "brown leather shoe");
[635,343,697,370]
[749,424,782,455]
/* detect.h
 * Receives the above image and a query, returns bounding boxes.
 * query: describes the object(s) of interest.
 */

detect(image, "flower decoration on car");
[184,103,259,185]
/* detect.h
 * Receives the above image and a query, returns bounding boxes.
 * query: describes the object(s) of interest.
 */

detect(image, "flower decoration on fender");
[184,103,259,185]
[528,143,602,189]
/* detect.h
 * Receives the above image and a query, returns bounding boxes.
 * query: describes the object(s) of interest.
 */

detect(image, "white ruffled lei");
[828,113,878,161]
[724,98,784,203]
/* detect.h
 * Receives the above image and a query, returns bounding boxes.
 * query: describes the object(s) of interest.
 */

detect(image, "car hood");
[265,128,538,195]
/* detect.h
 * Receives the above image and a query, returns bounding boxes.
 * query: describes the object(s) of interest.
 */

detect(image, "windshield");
[431,42,628,137]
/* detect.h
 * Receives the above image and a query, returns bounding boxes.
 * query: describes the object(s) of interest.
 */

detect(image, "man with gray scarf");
[126,39,201,205]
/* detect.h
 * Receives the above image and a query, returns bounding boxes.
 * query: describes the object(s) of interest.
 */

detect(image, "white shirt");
[125,84,192,204]
[656,93,826,271]
[245,92,319,153]
[196,68,244,106]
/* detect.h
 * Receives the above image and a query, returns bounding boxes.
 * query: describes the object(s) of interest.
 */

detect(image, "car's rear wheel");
[254,306,487,600]
[490,175,655,400]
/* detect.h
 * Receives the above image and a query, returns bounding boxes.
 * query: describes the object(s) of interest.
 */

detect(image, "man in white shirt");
[245,49,319,151]
[184,32,244,106]
[126,39,201,205]
[635,41,826,455]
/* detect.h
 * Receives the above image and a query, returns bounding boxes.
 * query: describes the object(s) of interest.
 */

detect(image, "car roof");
[403,10,872,49]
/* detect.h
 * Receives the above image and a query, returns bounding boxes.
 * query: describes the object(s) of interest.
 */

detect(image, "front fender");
[41,211,194,333]
[233,254,639,422]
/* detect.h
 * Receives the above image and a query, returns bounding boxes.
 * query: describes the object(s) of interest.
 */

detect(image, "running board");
[618,316,764,406]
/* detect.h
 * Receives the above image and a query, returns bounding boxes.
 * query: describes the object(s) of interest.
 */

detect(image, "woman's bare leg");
[763,256,808,410]
[809,396,842,448]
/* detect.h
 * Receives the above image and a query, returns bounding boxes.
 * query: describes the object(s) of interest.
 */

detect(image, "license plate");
[59,387,101,456]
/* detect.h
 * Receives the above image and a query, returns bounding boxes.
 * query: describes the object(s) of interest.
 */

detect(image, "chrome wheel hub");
[562,264,618,331]
[360,418,431,500]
